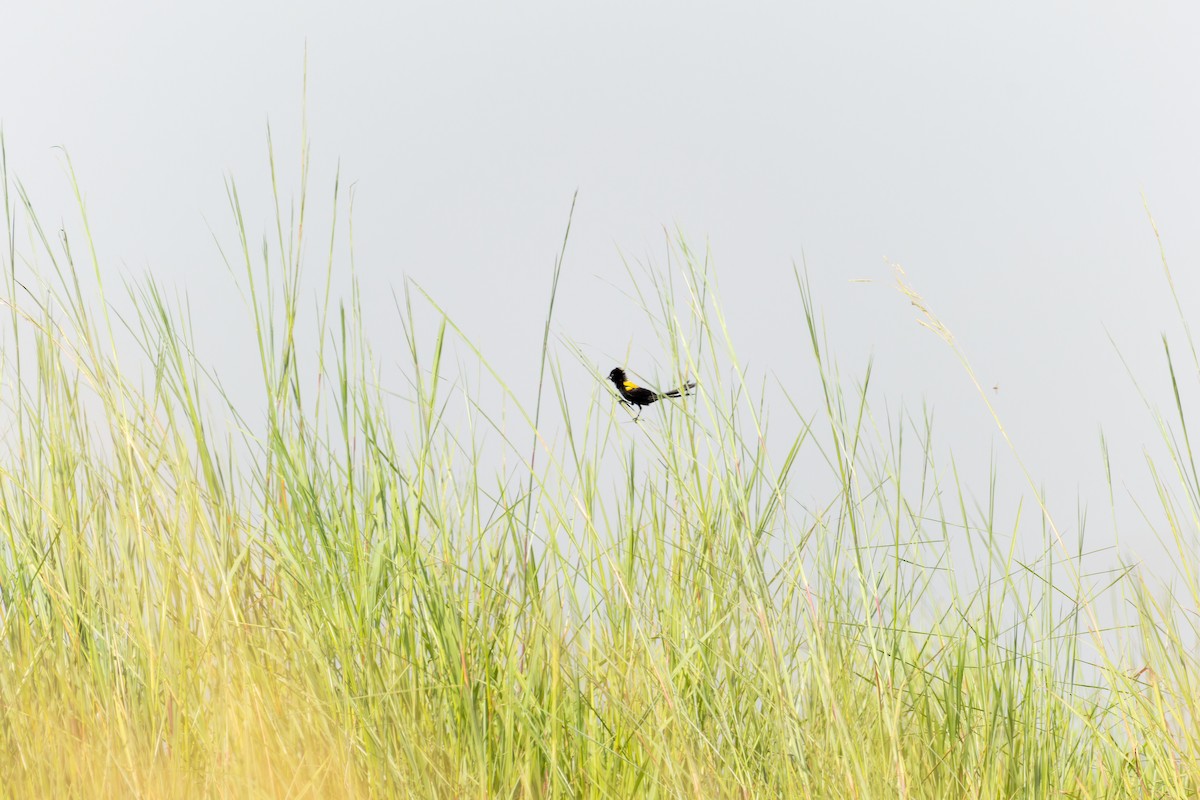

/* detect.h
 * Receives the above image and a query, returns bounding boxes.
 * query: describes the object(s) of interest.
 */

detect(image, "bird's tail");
[660,380,697,399]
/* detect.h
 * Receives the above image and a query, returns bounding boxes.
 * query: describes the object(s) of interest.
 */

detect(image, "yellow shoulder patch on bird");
[623,380,638,391]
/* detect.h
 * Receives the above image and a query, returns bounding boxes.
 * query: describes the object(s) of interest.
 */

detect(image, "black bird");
[607,367,696,420]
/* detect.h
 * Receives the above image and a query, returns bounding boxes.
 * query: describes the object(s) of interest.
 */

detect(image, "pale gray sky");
[4,3,1200,574]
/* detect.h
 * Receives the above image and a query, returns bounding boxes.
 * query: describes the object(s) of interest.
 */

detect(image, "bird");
[607,367,696,420]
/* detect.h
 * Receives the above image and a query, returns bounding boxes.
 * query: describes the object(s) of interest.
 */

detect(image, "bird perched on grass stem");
[607,367,696,420]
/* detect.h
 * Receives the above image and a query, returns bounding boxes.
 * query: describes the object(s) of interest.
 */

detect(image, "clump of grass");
[1,130,1199,799]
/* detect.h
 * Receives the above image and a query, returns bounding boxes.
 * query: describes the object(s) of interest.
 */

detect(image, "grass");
[1,132,1199,799]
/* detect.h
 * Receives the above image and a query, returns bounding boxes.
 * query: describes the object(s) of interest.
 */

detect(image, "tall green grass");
[1,134,1198,799]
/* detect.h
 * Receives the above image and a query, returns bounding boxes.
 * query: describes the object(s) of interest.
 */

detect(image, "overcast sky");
[4,2,1200,578]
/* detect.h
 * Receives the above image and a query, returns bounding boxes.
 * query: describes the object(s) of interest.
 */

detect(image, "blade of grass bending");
[524,191,577,557]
